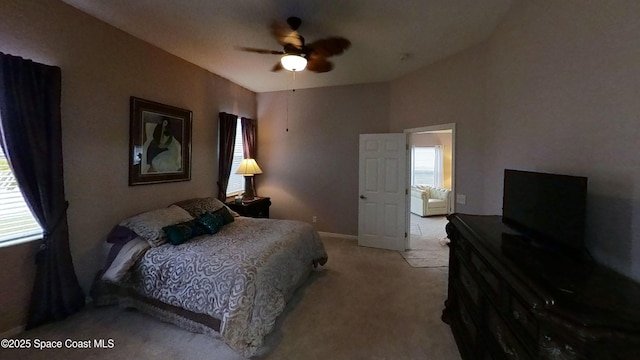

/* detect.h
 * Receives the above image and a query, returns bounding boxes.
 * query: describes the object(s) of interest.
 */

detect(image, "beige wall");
[257,83,390,235]
[0,0,256,333]
[390,0,640,282]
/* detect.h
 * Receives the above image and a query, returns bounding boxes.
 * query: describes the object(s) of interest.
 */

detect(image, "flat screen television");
[502,169,588,256]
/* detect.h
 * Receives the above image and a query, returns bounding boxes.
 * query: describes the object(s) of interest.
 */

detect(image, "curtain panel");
[0,53,85,329]
[240,117,256,159]
[217,112,238,200]
[434,145,444,188]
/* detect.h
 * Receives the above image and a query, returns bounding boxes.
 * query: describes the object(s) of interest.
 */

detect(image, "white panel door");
[358,133,408,251]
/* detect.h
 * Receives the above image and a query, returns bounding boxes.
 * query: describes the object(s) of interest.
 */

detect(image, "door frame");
[403,123,456,249]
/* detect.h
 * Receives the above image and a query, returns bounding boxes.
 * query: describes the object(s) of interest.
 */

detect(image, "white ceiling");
[61,0,513,93]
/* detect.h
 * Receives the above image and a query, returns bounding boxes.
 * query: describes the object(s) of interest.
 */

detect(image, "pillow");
[119,205,194,247]
[105,225,139,244]
[101,237,150,283]
[196,211,225,235]
[226,206,240,218]
[163,219,207,245]
[173,197,240,218]
[212,206,235,225]
[172,197,224,217]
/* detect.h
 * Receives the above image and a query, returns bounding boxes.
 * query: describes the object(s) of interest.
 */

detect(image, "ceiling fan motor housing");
[287,16,302,30]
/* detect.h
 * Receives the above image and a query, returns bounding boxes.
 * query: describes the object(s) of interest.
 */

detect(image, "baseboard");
[318,232,357,240]
[0,325,24,338]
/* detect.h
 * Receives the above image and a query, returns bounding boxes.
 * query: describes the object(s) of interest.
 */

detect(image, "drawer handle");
[513,310,521,321]
[496,325,518,359]
[542,336,577,357]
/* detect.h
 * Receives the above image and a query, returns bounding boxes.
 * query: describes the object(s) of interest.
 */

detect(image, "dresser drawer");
[539,332,581,360]
[469,250,501,296]
[457,232,470,255]
[458,257,480,306]
[448,221,470,257]
[506,293,538,348]
[487,308,532,360]
[455,292,478,349]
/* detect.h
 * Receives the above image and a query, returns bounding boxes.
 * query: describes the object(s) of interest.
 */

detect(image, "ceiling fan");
[238,16,351,73]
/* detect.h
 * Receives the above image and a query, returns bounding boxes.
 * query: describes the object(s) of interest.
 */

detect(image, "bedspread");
[121,217,327,356]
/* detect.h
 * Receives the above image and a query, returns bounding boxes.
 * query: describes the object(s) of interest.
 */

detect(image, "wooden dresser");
[443,214,640,360]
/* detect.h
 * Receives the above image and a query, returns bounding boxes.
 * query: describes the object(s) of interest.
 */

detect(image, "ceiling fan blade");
[271,62,283,72]
[271,20,304,48]
[237,46,284,55]
[270,20,290,46]
[306,57,333,73]
[307,37,351,58]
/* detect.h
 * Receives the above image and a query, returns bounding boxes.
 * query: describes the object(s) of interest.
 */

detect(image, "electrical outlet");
[456,194,467,205]
[312,216,317,223]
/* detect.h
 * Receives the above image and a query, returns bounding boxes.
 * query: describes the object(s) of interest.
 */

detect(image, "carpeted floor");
[400,214,450,268]
[399,249,449,268]
[0,236,461,360]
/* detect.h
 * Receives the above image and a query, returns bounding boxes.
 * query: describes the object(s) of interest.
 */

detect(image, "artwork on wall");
[129,97,192,185]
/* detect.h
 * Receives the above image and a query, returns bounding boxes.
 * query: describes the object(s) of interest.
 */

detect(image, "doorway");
[404,124,455,251]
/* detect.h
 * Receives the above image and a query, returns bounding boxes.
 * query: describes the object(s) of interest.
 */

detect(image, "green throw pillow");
[162,219,206,245]
[213,206,235,224]
[196,211,225,234]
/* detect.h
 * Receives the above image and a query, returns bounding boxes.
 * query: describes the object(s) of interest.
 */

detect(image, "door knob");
[360,195,367,199]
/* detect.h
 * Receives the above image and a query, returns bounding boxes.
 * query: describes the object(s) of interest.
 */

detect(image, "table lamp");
[235,158,263,200]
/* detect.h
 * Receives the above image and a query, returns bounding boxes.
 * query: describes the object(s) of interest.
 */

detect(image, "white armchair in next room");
[410,185,451,217]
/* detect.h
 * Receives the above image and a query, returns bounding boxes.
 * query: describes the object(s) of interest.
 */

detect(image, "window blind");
[226,119,245,195]
[0,146,42,244]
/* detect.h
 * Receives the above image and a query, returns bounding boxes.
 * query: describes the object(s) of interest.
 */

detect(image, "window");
[412,146,436,186]
[412,145,445,188]
[226,118,245,195]
[0,144,42,245]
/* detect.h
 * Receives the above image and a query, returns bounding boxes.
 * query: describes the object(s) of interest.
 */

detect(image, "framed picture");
[129,97,192,185]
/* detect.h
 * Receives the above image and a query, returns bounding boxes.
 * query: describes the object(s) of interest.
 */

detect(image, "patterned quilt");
[121,217,327,356]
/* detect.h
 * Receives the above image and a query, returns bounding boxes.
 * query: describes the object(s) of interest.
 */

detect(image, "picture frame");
[129,97,192,185]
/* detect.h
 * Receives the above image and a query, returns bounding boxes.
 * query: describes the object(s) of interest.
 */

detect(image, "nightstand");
[226,197,271,218]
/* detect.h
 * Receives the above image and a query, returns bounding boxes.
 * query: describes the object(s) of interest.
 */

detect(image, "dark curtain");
[0,53,84,329]
[217,112,237,200]
[240,117,257,159]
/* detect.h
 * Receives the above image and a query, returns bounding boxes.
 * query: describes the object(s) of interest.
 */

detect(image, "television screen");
[502,169,587,254]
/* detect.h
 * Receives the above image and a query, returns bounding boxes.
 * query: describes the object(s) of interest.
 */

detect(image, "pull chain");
[286,71,297,132]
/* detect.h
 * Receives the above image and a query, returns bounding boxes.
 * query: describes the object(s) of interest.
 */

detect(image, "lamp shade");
[280,54,307,71]
[235,158,263,176]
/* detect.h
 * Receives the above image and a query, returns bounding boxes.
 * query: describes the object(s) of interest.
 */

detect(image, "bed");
[92,197,328,357]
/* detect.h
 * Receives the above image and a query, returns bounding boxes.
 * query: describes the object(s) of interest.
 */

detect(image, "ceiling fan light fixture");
[280,54,307,71]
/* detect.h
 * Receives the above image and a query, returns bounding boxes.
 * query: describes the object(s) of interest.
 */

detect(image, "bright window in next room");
[0,139,43,246]
[226,118,244,196]
[412,146,436,186]
[412,145,446,188]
